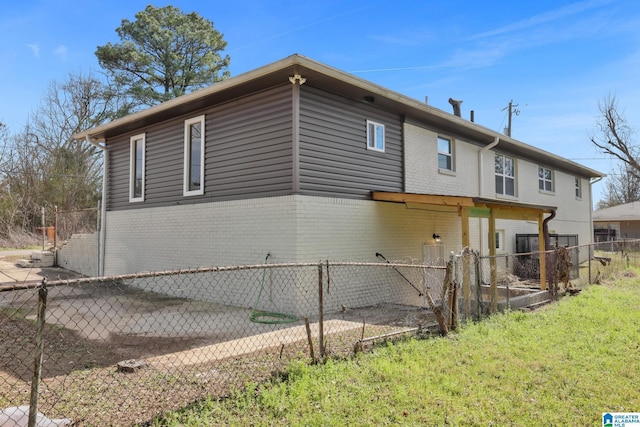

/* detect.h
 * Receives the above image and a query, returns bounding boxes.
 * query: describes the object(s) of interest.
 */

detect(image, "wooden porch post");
[460,207,471,319]
[489,208,498,313]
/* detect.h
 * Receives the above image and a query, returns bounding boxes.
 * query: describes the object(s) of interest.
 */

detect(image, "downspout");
[542,209,556,288]
[589,176,603,242]
[478,137,500,253]
[542,209,556,251]
[587,176,603,284]
[86,136,107,276]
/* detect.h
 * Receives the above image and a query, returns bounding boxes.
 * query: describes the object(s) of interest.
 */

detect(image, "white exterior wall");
[104,196,298,274]
[103,195,463,313]
[404,121,593,260]
[56,233,99,277]
[404,122,480,196]
[104,195,463,274]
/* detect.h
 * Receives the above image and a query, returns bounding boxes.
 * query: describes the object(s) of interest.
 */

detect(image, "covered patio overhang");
[372,192,557,312]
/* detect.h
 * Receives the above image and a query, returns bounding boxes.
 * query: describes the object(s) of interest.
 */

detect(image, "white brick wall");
[104,195,464,274]
[105,191,592,273]
[404,121,593,256]
[404,122,480,196]
[56,233,98,277]
[104,196,298,274]
[103,195,464,313]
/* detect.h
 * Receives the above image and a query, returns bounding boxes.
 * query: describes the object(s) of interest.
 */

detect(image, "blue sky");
[2,0,640,205]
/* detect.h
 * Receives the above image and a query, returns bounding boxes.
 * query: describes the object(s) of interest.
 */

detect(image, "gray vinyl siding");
[106,85,294,211]
[298,86,403,198]
[107,135,132,210]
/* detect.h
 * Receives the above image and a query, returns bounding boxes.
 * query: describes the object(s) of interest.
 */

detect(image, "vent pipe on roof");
[470,110,475,122]
[448,98,463,117]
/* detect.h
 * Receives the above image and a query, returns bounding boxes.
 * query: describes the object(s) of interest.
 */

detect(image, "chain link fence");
[1,240,638,426]
[0,260,449,426]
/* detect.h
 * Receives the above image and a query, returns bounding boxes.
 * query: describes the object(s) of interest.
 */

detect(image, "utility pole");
[502,100,520,137]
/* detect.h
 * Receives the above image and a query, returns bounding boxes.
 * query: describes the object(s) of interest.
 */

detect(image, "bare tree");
[591,95,640,207]
[591,95,639,177]
[0,72,117,240]
[28,72,117,209]
[597,163,640,209]
[0,128,49,240]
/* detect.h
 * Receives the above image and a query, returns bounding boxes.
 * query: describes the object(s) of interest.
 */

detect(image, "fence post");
[29,279,48,427]
[461,248,471,321]
[448,253,458,329]
[41,206,46,251]
[551,247,558,301]
[425,263,449,336]
[587,244,593,284]
[318,262,324,359]
[474,251,482,320]
[53,205,58,266]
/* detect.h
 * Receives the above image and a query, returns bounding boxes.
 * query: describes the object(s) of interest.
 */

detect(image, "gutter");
[86,136,107,276]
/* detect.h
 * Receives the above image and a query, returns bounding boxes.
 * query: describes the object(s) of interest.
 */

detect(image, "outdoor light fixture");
[433,233,441,243]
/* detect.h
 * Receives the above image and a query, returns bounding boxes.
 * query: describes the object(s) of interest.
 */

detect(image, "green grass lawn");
[154,277,640,426]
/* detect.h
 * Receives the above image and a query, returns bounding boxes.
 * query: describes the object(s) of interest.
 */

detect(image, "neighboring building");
[73,54,602,280]
[593,201,640,241]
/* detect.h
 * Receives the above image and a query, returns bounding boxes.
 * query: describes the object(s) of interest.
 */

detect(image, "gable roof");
[74,53,603,179]
[593,201,640,221]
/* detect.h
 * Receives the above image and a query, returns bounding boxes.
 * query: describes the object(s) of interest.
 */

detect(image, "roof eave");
[74,54,605,179]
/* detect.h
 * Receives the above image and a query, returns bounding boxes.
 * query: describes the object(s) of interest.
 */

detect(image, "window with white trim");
[495,154,516,196]
[129,133,145,202]
[184,115,205,196]
[366,120,385,152]
[538,166,554,192]
[575,177,582,199]
[437,136,454,171]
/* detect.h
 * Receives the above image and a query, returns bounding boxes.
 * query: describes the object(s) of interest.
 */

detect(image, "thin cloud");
[27,43,40,58]
[468,0,615,40]
[229,2,379,53]
[369,29,435,47]
[53,45,68,59]
[351,42,510,74]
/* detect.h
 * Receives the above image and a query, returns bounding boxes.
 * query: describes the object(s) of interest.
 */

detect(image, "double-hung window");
[184,115,205,196]
[366,120,385,152]
[129,133,145,202]
[437,136,454,171]
[495,154,516,196]
[538,166,554,192]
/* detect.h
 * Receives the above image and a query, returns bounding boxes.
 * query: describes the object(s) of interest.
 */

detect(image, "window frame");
[495,229,505,251]
[129,133,146,203]
[495,153,516,197]
[575,177,582,199]
[437,135,455,172]
[366,120,385,152]
[183,115,206,197]
[538,166,554,193]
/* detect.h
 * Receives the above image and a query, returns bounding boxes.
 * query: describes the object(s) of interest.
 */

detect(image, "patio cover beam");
[372,192,557,308]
